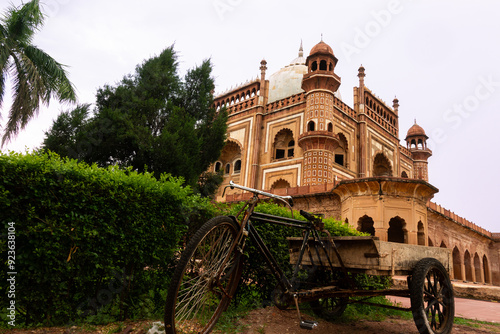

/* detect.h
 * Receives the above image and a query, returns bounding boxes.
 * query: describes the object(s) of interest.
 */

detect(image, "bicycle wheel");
[410,258,454,334]
[165,216,243,334]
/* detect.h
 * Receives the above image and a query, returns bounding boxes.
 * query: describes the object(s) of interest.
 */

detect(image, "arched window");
[327,122,333,132]
[288,140,295,158]
[273,129,295,160]
[214,161,222,172]
[357,215,375,236]
[483,255,491,283]
[319,60,327,71]
[401,171,408,178]
[219,140,242,177]
[474,253,482,283]
[417,138,424,149]
[373,153,392,177]
[388,216,406,243]
[417,221,425,246]
[464,250,473,281]
[334,133,348,167]
[307,121,315,131]
[234,159,241,173]
[453,247,462,280]
[271,178,291,190]
[311,61,318,71]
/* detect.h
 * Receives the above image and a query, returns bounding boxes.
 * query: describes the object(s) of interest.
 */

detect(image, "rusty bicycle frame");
[225,181,412,328]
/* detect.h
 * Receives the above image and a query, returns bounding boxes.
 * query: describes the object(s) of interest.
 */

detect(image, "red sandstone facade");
[213,40,500,286]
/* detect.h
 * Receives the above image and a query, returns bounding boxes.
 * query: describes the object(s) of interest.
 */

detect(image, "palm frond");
[1,50,42,146]
[2,74,30,145]
[24,45,76,102]
[0,1,77,146]
[0,21,9,111]
[2,0,44,46]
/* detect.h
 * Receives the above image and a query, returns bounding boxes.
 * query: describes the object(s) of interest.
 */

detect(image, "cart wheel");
[307,268,348,321]
[309,296,348,321]
[410,258,454,334]
[272,284,292,310]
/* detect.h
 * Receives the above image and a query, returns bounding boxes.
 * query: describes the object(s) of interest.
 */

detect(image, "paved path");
[387,296,500,323]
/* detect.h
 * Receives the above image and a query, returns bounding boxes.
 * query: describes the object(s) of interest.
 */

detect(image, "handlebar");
[224,182,326,225]
[226,181,294,207]
[299,210,315,221]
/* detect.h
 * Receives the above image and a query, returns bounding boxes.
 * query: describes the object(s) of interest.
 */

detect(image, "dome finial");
[299,39,303,57]
[392,96,399,114]
[260,59,267,81]
[321,33,323,42]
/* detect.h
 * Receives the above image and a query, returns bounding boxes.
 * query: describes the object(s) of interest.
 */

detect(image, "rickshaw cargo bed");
[287,236,453,276]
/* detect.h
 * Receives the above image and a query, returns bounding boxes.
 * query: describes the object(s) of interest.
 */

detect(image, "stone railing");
[333,95,357,119]
[399,145,412,157]
[266,93,305,113]
[214,80,261,115]
[427,201,493,238]
[365,105,398,137]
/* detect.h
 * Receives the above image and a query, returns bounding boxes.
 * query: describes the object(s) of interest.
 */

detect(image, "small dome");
[268,63,308,103]
[268,43,307,103]
[289,54,306,66]
[405,121,427,140]
[310,41,334,56]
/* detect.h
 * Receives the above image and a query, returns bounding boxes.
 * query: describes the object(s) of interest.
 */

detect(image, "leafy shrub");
[0,151,211,326]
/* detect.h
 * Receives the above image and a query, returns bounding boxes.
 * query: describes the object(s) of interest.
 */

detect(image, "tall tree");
[43,46,228,192]
[41,103,90,160]
[0,0,76,146]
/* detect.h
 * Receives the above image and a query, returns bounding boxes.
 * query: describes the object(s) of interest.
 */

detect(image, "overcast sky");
[1,0,499,233]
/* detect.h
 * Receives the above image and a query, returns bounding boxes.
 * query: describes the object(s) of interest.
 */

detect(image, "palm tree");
[0,0,76,146]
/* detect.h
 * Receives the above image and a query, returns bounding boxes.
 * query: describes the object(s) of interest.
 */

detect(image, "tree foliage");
[0,0,76,145]
[43,46,227,191]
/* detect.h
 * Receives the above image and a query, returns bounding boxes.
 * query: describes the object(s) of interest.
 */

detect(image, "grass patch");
[333,296,412,322]
[211,300,257,333]
[455,317,500,329]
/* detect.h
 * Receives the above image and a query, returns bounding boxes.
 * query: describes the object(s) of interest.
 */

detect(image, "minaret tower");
[405,121,432,181]
[298,40,342,186]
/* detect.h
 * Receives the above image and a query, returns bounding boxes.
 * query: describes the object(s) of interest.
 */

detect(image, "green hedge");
[0,152,214,326]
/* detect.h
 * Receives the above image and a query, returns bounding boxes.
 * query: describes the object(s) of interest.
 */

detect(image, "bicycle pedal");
[300,320,318,330]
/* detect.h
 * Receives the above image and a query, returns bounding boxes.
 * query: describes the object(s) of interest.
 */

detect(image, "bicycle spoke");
[169,221,240,333]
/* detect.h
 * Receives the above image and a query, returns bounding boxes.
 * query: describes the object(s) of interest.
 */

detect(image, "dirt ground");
[240,306,500,334]
[4,306,500,334]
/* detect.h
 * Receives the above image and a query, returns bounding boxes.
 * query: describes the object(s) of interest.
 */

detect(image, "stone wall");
[291,192,342,220]
[427,208,499,286]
